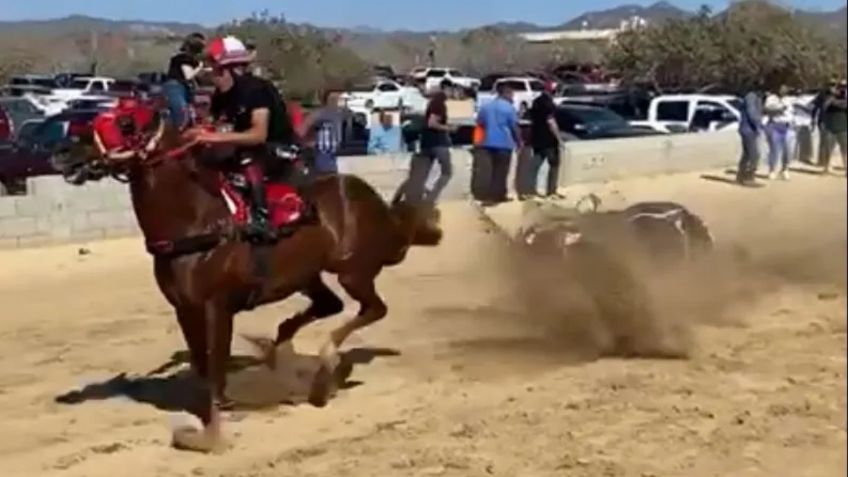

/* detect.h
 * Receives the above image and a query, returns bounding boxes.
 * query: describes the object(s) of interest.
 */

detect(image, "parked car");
[341,79,406,110]
[0,97,46,136]
[421,68,480,94]
[552,104,665,140]
[54,73,92,88]
[9,74,58,90]
[50,76,117,102]
[629,94,743,133]
[340,79,427,113]
[555,89,654,122]
[476,76,546,117]
[0,118,66,195]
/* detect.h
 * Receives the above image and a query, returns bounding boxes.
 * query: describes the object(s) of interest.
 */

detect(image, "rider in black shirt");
[191,36,296,242]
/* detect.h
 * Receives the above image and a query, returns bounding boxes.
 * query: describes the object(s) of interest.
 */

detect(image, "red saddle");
[219,176,305,229]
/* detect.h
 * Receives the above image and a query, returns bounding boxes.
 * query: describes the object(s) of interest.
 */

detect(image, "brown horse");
[54,116,442,452]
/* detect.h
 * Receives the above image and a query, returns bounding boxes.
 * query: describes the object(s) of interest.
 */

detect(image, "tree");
[605,0,846,93]
[220,13,370,101]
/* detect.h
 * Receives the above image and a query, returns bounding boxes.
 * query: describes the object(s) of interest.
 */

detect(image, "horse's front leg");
[172,302,234,453]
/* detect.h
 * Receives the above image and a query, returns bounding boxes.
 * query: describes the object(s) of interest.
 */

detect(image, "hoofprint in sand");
[0,168,844,477]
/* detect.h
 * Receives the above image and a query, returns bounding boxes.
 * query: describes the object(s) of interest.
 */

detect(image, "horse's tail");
[390,201,444,247]
[680,210,714,257]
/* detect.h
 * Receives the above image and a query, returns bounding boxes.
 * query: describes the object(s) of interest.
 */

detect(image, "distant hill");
[0,14,205,38]
[794,5,848,38]
[0,3,844,37]
[558,1,692,30]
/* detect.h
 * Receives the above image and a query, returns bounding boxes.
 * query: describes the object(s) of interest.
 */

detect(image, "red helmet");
[205,36,254,67]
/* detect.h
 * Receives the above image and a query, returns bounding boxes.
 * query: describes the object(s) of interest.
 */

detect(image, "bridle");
[90,117,201,182]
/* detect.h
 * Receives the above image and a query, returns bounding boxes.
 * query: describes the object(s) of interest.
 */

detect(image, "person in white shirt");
[763,84,796,180]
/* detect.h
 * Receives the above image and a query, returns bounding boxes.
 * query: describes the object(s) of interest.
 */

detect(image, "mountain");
[0,3,844,39]
[0,14,205,38]
[557,1,692,30]
[794,5,848,37]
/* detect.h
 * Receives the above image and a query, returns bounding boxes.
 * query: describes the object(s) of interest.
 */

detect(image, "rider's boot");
[244,162,277,243]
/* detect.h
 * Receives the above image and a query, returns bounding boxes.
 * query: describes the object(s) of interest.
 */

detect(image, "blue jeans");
[766,123,795,173]
[162,80,190,129]
[312,151,338,175]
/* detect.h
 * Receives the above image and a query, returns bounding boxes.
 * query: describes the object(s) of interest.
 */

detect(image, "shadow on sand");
[54,345,401,412]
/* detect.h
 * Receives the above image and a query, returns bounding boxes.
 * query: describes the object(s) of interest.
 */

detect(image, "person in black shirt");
[394,91,455,205]
[163,32,206,129]
[525,83,564,199]
[190,36,296,242]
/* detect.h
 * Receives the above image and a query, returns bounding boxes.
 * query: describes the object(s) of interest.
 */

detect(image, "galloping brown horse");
[54,115,442,452]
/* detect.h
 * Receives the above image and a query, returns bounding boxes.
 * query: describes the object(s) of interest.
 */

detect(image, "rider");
[162,32,206,129]
[190,35,297,242]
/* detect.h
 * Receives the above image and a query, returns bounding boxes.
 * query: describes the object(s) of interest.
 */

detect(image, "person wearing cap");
[523,81,564,200]
[163,32,206,129]
[188,35,297,242]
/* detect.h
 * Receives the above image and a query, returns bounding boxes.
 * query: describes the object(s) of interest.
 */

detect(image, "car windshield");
[33,78,57,88]
[561,106,628,129]
[427,70,446,78]
[349,82,377,92]
[69,79,91,89]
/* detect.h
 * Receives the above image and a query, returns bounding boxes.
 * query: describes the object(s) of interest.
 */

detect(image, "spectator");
[415,92,455,203]
[736,86,764,186]
[394,93,455,205]
[763,84,796,180]
[162,32,206,129]
[476,82,522,205]
[818,79,847,174]
[522,82,565,199]
[299,90,344,177]
[367,111,403,155]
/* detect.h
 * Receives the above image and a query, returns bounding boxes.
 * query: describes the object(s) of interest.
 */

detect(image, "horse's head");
[51,100,179,185]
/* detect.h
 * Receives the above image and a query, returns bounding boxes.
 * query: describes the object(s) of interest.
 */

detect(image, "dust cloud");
[460,200,846,364]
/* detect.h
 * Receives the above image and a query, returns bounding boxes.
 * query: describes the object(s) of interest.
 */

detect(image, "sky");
[0,0,844,31]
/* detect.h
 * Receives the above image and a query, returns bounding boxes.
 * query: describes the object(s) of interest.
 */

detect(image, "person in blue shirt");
[476,82,523,204]
[367,111,403,155]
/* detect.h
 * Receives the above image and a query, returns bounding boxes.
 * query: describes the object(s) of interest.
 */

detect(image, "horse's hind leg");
[310,272,387,407]
[275,275,344,343]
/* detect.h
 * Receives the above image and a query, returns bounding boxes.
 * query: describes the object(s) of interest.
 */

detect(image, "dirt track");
[0,168,845,477]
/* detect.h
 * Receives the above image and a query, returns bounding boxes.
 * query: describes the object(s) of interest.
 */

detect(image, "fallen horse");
[478,198,714,358]
[519,200,714,266]
[52,106,442,452]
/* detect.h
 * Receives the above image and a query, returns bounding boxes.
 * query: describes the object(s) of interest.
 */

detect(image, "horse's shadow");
[54,346,400,412]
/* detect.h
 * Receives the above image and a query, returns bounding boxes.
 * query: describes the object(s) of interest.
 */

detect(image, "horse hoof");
[171,426,224,454]
[308,364,336,408]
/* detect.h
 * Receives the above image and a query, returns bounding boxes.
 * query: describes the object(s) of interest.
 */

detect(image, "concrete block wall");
[0,176,138,248]
[0,131,742,249]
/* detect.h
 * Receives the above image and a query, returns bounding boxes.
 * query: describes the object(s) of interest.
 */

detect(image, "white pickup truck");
[628,94,744,133]
[475,77,546,117]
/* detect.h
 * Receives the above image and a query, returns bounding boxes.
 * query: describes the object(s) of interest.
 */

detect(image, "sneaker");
[779,170,790,181]
[767,171,777,180]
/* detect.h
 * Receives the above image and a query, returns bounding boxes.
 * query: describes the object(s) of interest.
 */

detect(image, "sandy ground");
[0,167,845,477]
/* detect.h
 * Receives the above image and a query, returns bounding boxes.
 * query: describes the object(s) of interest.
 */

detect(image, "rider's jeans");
[162,80,190,129]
